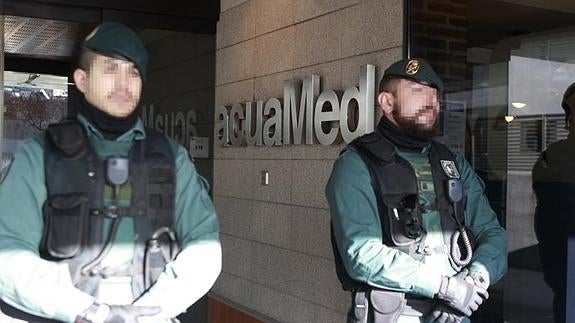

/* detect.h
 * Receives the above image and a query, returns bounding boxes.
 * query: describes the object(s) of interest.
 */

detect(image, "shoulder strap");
[349,131,396,163]
[130,128,175,213]
[44,119,103,204]
[46,119,89,159]
[130,128,177,296]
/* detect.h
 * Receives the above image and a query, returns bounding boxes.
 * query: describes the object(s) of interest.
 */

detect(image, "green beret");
[380,58,444,93]
[83,22,148,81]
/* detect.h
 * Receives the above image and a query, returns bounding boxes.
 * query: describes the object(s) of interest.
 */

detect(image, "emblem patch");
[405,59,420,75]
[440,160,460,179]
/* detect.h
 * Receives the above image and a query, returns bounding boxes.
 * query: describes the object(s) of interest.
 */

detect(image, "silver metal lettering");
[187,110,198,138]
[283,79,301,144]
[229,103,245,146]
[141,104,200,149]
[164,114,170,137]
[219,65,377,147]
[340,64,375,143]
[174,111,186,144]
[304,75,319,144]
[263,98,282,146]
[282,75,319,145]
[214,105,230,146]
[314,90,341,145]
[141,104,154,128]
[155,110,163,132]
[170,113,176,138]
[243,101,263,146]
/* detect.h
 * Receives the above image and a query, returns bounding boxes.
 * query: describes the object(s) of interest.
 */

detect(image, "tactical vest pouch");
[380,193,424,247]
[369,289,406,323]
[41,193,89,259]
[143,228,178,290]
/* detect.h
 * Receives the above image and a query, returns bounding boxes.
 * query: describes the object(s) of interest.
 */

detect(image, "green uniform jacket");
[0,115,221,322]
[326,146,507,299]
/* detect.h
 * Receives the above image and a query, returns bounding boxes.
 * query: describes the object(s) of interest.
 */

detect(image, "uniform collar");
[378,117,432,153]
[77,114,146,142]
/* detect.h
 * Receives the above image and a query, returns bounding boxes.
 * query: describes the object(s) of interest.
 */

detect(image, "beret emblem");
[405,59,420,75]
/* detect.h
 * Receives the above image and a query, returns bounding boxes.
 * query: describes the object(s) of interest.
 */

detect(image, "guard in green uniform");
[326,58,507,323]
[0,22,221,323]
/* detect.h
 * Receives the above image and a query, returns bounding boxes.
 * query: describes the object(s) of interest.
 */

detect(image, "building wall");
[212,0,404,321]
[139,29,217,184]
[411,0,469,82]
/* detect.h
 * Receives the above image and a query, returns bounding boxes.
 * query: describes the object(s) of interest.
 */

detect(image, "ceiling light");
[511,102,527,109]
[504,115,514,123]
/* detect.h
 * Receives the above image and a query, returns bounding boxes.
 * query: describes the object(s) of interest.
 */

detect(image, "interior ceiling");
[11,1,573,65]
[499,0,575,14]
[4,16,89,61]
[468,0,575,48]
[0,1,219,76]
[4,71,70,90]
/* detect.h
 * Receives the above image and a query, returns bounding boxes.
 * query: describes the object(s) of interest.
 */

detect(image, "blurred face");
[73,54,142,118]
[378,79,440,138]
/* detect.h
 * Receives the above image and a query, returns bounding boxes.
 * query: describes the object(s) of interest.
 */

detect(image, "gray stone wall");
[139,30,216,184]
[213,0,404,321]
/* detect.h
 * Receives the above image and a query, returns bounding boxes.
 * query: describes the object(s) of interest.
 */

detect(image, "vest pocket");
[41,193,89,259]
[369,289,406,323]
[381,193,424,247]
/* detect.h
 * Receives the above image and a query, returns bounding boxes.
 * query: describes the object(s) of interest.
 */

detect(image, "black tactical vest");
[39,119,177,299]
[331,131,468,291]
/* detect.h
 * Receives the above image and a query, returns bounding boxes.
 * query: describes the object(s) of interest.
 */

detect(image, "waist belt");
[87,264,143,278]
[404,298,433,317]
[353,289,432,318]
[405,294,428,301]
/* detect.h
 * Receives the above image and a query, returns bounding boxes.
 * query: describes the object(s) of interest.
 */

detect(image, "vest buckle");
[416,245,432,255]
[89,266,115,278]
[105,206,119,218]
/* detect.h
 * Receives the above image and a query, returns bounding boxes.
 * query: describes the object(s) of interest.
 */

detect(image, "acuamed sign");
[215,64,376,147]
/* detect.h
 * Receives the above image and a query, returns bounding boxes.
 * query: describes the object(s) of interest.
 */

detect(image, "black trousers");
[552,288,566,323]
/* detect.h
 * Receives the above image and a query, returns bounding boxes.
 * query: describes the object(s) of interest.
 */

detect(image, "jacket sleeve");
[0,139,94,323]
[132,144,221,322]
[457,154,508,286]
[325,149,443,298]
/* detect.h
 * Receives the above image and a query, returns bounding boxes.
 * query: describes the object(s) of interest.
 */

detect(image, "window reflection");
[411,1,575,322]
[0,72,68,181]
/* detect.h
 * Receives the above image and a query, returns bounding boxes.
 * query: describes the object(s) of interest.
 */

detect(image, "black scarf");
[377,116,431,152]
[77,96,140,140]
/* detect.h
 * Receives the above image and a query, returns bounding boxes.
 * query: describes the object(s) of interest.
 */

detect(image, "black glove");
[426,303,465,323]
[436,270,488,316]
[105,305,161,323]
